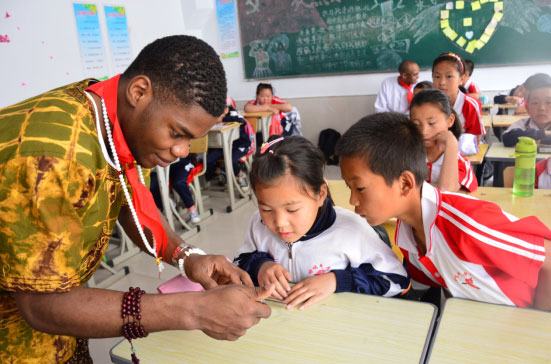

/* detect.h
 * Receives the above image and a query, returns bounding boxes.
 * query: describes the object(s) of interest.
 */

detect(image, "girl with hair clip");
[432,53,485,141]
[244,82,294,136]
[234,136,410,310]
[410,89,478,192]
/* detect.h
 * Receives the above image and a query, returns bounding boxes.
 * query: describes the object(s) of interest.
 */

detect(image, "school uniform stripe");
[440,202,546,257]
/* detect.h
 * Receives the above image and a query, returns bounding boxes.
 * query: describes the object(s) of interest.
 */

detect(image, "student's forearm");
[244,104,268,113]
[273,103,292,112]
[438,140,460,192]
[534,240,551,311]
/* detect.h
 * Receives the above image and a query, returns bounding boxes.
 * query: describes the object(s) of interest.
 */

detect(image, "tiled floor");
[89,165,343,363]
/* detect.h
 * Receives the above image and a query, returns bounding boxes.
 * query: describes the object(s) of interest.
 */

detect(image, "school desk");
[242,110,273,144]
[467,187,551,228]
[207,122,252,212]
[426,298,551,364]
[466,143,488,165]
[497,103,520,110]
[484,142,548,163]
[491,114,526,128]
[480,104,493,115]
[110,292,437,364]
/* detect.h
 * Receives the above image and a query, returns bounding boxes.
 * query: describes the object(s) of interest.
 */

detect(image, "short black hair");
[336,112,428,187]
[410,89,462,140]
[464,59,475,76]
[250,135,326,197]
[414,81,433,91]
[398,60,417,74]
[122,35,227,117]
[256,82,274,96]
[524,73,551,93]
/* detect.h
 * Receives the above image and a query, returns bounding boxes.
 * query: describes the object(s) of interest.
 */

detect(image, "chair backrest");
[190,135,208,154]
[503,166,515,188]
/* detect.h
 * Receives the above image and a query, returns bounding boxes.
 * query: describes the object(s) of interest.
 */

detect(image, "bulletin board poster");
[104,6,133,74]
[216,0,240,59]
[73,3,109,79]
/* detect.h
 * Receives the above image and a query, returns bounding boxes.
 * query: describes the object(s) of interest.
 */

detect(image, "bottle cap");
[510,137,537,157]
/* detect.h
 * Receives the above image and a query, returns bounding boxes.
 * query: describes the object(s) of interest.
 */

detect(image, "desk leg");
[221,127,250,212]
[260,115,271,143]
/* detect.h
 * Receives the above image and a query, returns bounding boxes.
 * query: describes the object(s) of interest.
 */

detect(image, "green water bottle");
[512,137,536,197]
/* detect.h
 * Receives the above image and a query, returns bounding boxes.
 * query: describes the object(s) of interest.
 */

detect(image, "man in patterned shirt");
[0,35,273,363]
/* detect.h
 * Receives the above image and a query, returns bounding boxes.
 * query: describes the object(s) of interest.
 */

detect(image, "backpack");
[318,128,341,165]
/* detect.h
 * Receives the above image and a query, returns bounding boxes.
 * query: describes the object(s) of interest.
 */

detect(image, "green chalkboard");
[237,0,551,79]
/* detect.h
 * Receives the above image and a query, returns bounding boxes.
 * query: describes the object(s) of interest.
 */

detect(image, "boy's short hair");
[464,59,475,76]
[524,73,551,93]
[414,81,433,91]
[335,112,428,187]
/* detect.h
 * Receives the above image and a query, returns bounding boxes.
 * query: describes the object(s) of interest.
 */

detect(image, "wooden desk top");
[466,143,488,165]
[482,115,492,129]
[497,103,519,109]
[111,293,436,364]
[468,187,551,228]
[241,111,273,118]
[208,121,240,133]
[480,104,494,109]
[491,114,525,128]
[485,142,548,163]
[427,298,551,364]
[327,179,353,212]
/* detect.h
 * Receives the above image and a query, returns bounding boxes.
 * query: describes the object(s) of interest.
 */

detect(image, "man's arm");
[15,284,273,340]
[534,239,551,311]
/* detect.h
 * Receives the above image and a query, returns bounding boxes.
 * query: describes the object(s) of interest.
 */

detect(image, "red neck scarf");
[86,75,168,260]
[398,76,414,104]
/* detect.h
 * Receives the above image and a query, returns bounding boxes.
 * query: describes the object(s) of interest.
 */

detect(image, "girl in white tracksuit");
[234,135,410,309]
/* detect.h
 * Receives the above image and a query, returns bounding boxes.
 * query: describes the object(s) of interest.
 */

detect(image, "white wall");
[191,2,551,101]
[0,0,186,108]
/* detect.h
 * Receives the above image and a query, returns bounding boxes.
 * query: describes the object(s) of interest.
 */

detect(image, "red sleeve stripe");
[458,153,474,188]
[439,203,546,257]
[465,97,486,135]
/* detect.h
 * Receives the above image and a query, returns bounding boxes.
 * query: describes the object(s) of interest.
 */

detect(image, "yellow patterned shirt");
[0,79,126,363]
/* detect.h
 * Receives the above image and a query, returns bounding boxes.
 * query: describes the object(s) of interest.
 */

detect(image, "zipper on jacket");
[286,242,293,281]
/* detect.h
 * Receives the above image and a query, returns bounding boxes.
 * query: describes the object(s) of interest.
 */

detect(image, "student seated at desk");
[244,82,297,136]
[336,113,551,310]
[461,59,481,100]
[502,73,551,147]
[432,53,485,140]
[150,157,202,224]
[494,83,527,115]
[410,89,478,192]
[206,101,253,188]
[234,136,410,310]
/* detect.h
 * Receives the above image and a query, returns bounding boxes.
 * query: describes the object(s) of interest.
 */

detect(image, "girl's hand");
[435,130,457,146]
[283,273,336,310]
[257,262,291,300]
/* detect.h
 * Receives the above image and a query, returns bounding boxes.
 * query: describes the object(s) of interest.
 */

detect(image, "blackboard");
[237,0,551,79]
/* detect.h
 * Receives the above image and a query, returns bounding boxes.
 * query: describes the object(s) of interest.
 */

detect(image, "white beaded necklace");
[101,98,164,273]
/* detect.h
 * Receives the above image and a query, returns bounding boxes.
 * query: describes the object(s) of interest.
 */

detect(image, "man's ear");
[398,170,418,197]
[126,76,152,108]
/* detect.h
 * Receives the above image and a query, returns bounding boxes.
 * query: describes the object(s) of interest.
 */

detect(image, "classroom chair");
[503,166,515,188]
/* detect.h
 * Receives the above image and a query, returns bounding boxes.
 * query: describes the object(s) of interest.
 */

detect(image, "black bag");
[318,128,341,165]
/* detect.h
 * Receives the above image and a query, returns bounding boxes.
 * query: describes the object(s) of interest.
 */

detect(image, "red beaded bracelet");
[121,287,148,364]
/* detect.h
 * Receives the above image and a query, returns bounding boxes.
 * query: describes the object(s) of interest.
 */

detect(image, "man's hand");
[184,254,254,289]
[284,273,336,310]
[257,261,291,300]
[192,284,275,340]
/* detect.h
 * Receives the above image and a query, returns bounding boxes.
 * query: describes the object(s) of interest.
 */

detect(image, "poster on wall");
[215,0,239,59]
[73,3,109,79]
[104,5,133,74]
